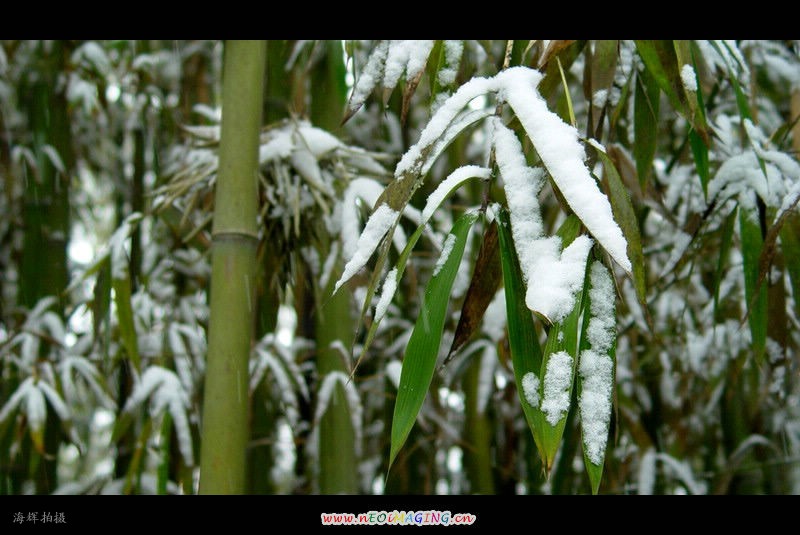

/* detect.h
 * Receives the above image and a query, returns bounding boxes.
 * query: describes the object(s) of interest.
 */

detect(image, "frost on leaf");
[540,351,574,425]
[579,261,616,465]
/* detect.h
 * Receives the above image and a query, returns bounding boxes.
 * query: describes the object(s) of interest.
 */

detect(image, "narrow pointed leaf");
[389,211,479,469]
[113,273,141,372]
[780,213,800,319]
[577,261,617,495]
[496,207,545,457]
[537,215,587,471]
[594,145,647,307]
[689,129,710,197]
[713,207,738,320]
[634,67,660,189]
[739,207,767,364]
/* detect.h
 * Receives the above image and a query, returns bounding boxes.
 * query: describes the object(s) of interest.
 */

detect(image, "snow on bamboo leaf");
[492,118,594,323]
[123,366,194,465]
[383,41,435,92]
[522,372,541,407]
[315,371,363,456]
[495,67,631,273]
[421,165,491,222]
[433,233,456,278]
[334,203,398,293]
[540,351,574,425]
[374,267,398,323]
[579,261,616,465]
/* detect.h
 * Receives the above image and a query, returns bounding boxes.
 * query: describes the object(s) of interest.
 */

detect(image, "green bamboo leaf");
[355,221,422,369]
[739,206,767,364]
[594,145,647,307]
[448,220,502,358]
[496,207,545,458]
[634,41,684,112]
[689,129,710,197]
[780,212,800,320]
[157,411,172,495]
[633,67,660,190]
[713,207,738,320]
[92,257,112,347]
[635,40,708,142]
[577,261,617,495]
[589,40,618,135]
[389,211,479,469]
[536,215,587,470]
[113,272,141,372]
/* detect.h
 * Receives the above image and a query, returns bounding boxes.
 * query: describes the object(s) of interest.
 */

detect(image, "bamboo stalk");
[199,40,266,495]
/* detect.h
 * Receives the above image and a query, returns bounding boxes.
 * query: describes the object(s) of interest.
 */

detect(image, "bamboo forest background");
[1,40,799,495]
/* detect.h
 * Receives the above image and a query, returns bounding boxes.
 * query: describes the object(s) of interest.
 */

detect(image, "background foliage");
[0,40,799,495]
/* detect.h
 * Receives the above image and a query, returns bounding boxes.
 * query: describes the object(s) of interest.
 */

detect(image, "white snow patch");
[492,118,594,323]
[383,40,435,91]
[592,89,608,108]
[374,267,398,323]
[496,67,631,272]
[422,165,491,222]
[540,351,574,425]
[681,64,698,92]
[335,203,397,293]
[521,372,540,408]
[433,233,456,278]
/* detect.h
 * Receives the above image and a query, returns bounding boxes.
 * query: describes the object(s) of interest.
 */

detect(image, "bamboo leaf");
[689,129,710,197]
[448,220,502,358]
[91,257,112,347]
[496,207,545,458]
[113,272,141,373]
[780,212,800,319]
[389,211,479,469]
[537,215,588,471]
[577,261,617,495]
[634,67,660,190]
[594,145,647,307]
[635,40,708,142]
[589,40,618,135]
[713,207,738,320]
[739,206,767,364]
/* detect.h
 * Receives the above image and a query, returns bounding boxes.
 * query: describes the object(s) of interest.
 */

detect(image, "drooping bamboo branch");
[199,40,266,494]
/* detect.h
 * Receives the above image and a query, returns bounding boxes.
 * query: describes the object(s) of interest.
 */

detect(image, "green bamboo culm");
[199,40,266,494]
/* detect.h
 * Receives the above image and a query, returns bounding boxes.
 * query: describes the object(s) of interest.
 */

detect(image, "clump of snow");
[383,41,435,91]
[422,165,491,222]
[395,75,496,178]
[439,41,464,86]
[334,203,397,293]
[592,89,608,108]
[540,351,574,425]
[433,233,456,278]
[492,118,594,323]
[374,267,398,323]
[579,263,616,465]
[495,67,631,272]
[348,41,390,112]
[522,372,540,408]
[681,64,698,92]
